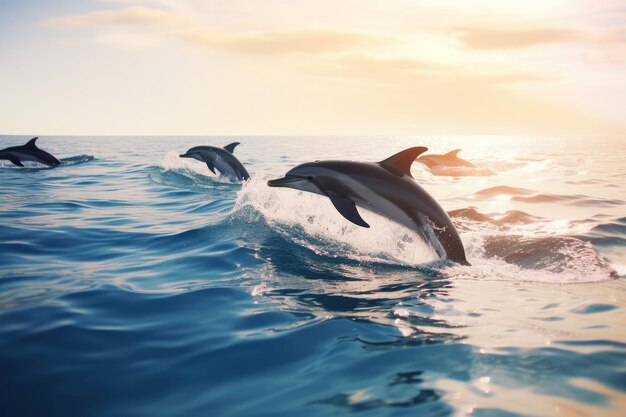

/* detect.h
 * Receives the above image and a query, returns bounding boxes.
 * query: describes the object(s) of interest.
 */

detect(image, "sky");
[0,0,625,136]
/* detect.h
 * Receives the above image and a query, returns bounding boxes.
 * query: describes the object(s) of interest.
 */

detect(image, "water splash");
[235,176,440,266]
[446,213,616,283]
[159,150,213,177]
[60,155,95,166]
[234,177,617,282]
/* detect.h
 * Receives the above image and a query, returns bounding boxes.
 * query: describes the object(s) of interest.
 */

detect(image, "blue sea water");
[0,135,625,417]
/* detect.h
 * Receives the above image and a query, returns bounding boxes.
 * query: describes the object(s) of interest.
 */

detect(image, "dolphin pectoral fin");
[327,193,370,228]
[9,158,25,167]
[25,137,39,148]
[223,142,240,153]
[379,147,428,178]
[205,161,217,175]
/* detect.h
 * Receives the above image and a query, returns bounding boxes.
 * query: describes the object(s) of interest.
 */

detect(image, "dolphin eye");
[307,176,314,181]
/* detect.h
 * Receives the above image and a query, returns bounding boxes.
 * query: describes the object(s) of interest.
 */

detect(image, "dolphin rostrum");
[179,142,250,181]
[0,137,61,167]
[267,147,470,265]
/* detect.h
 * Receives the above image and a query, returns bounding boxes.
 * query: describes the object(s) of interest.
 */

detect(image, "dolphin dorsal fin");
[223,142,240,153]
[445,149,461,157]
[379,147,428,178]
[25,137,39,148]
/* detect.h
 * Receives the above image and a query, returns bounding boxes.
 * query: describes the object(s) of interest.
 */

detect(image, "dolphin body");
[268,147,470,265]
[179,142,250,181]
[0,137,61,167]
[416,149,475,169]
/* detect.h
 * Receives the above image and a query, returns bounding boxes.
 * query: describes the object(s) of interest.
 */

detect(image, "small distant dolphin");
[268,147,470,265]
[179,142,250,181]
[416,149,475,169]
[416,149,494,176]
[0,137,61,167]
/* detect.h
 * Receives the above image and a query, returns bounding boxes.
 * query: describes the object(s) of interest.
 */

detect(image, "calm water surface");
[1,136,625,417]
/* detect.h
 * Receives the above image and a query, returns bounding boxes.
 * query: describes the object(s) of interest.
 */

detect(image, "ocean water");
[0,135,624,417]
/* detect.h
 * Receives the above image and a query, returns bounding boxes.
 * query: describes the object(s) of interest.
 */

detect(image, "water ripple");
[1,136,625,417]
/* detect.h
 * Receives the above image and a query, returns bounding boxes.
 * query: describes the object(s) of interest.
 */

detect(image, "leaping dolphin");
[0,137,61,167]
[267,147,470,265]
[179,142,250,181]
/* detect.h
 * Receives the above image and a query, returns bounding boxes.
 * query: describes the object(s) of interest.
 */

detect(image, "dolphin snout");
[267,175,302,187]
[179,153,190,158]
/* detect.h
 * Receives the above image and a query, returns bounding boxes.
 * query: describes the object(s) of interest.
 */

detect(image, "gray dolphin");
[0,137,61,167]
[179,142,250,181]
[267,147,470,265]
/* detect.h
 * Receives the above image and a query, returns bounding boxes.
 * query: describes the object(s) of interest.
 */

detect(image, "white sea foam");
[159,151,212,176]
[235,176,616,283]
[0,161,52,168]
[235,176,440,265]
[445,221,616,283]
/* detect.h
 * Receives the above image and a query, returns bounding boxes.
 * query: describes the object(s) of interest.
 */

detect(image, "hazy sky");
[1,0,625,135]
